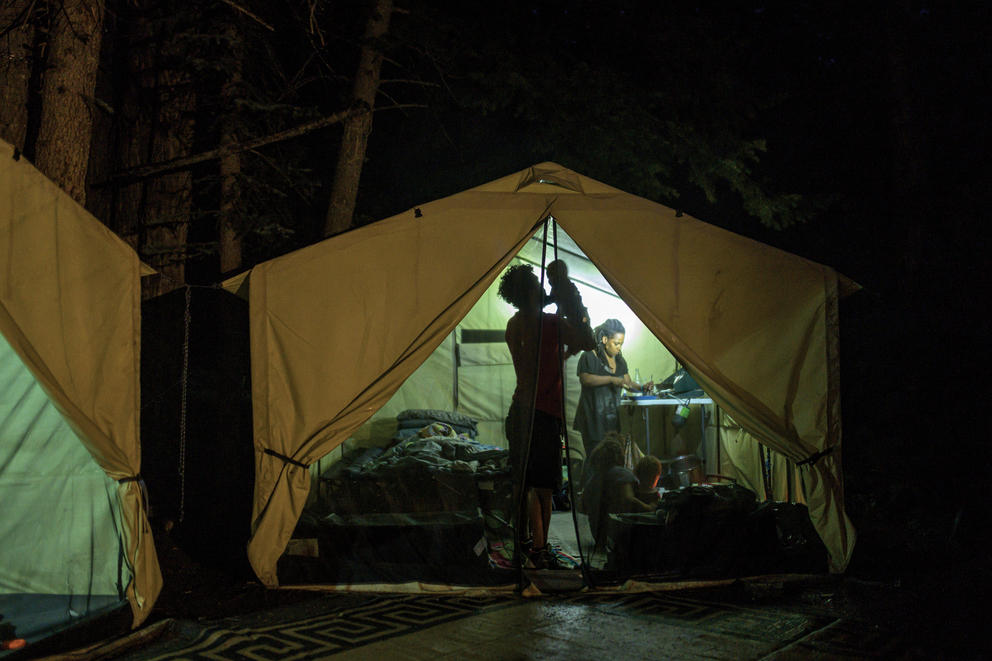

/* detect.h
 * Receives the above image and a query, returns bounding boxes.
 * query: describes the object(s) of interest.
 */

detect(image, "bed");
[283,410,518,584]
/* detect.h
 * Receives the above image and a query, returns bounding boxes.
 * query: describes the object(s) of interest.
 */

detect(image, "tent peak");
[515,163,584,194]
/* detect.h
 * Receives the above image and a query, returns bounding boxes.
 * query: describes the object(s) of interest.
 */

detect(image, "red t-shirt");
[506,312,565,417]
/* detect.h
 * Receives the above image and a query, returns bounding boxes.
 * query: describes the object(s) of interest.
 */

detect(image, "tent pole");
[786,458,794,502]
[546,219,594,586]
[451,330,459,411]
[715,406,722,476]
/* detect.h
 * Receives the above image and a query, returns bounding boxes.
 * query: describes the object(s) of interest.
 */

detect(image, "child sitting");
[581,436,655,550]
[634,455,664,507]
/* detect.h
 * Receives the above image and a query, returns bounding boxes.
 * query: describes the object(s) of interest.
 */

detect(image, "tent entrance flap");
[1,138,162,631]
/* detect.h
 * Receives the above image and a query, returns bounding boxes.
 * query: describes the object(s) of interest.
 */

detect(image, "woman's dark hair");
[589,438,625,474]
[594,318,626,362]
[497,264,537,310]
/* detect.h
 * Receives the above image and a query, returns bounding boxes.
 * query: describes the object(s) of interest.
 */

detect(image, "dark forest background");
[1,0,989,579]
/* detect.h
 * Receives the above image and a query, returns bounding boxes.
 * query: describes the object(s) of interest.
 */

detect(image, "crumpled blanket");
[354,424,507,476]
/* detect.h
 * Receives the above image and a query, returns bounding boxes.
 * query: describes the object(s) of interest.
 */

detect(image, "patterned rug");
[121,594,518,660]
[116,589,907,660]
[563,591,905,657]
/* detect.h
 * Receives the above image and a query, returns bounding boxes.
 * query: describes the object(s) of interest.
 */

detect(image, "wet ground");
[18,522,991,660]
[39,582,917,660]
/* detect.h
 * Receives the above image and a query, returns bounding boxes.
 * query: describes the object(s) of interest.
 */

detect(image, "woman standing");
[499,264,588,569]
[573,319,652,456]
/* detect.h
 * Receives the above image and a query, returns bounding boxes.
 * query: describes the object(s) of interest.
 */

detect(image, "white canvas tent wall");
[223,163,856,587]
[0,140,161,640]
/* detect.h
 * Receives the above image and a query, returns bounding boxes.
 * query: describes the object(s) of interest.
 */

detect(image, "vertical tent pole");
[452,330,459,411]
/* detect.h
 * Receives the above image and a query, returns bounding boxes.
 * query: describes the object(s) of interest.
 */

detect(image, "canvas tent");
[0,139,161,646]
[223,163,857,587]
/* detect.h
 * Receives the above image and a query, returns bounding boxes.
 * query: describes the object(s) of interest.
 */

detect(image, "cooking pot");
[660,454,704,489]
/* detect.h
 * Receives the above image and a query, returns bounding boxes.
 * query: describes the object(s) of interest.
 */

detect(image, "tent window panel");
[457,342,511,367]
[454,328,512,450]
[456,363,515,449]
[460,329,506,344]
[345,335,456,447]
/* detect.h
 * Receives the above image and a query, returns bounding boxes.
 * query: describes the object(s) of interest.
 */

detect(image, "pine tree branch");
[94,103,424,187]
[379,78,440,87]
[218,0,275,31]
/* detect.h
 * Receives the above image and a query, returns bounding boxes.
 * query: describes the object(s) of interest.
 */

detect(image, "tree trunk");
[323,0,392,238]
[140,62,193,297]
[33,0,105,206]
[217,19,244,275]
[0,0,33,150]
[110,0,193,298]
[218,134,242,275]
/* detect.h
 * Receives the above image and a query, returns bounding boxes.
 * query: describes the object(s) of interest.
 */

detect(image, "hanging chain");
[178,287,191,524]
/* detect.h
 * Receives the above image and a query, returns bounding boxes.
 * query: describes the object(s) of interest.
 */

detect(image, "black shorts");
[505,402,562,490]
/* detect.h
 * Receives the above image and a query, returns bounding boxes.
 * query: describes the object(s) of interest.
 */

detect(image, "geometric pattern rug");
[121,594,518,660]
[117,590,908,660]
